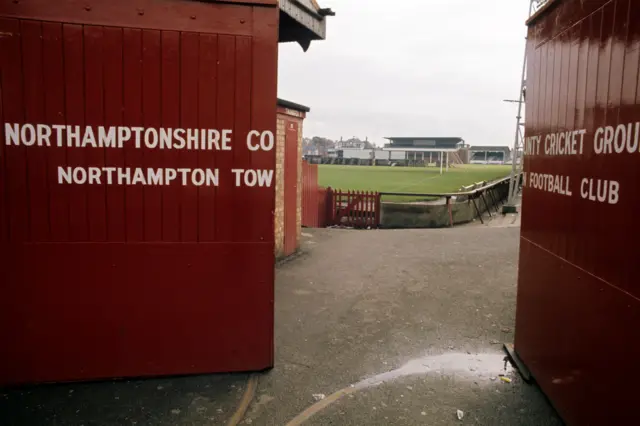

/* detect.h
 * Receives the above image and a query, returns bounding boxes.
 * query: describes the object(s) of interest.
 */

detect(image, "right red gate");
[517,1,640,424]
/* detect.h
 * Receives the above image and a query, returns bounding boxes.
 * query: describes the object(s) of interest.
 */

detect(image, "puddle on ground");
[354,352,514,390]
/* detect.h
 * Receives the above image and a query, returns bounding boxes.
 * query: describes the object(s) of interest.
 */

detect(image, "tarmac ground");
[1,205,562,426]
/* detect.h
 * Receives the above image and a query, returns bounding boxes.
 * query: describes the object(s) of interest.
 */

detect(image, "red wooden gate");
[330,190,380,228]
[0,0,278,386]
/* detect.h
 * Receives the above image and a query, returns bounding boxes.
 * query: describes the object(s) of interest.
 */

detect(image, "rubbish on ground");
[490,377,496,381]
[490,340,500,344]
[500,377,512,383]
[421,412,427,416]
[501,327,511,333]
[312,393,326,401]
[457,409,464,420]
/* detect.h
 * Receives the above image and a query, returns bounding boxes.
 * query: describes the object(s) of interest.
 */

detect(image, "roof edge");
[277,98,311,112]
[526,0,561,26]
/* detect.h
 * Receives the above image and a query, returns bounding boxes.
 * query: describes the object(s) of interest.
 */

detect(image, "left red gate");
[0,0,278,386]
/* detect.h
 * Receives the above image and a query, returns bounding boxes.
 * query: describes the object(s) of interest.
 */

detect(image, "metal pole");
[446,152,449,172]
[440,151,443,175]
[504,0,535,214]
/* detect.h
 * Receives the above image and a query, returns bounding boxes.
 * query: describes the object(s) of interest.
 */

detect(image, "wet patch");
[354,352,514,390]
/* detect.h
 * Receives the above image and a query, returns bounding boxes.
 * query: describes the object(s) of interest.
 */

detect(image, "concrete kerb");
[379,177,515,229]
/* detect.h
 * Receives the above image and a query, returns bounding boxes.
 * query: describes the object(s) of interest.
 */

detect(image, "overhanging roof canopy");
[279,0,334,51]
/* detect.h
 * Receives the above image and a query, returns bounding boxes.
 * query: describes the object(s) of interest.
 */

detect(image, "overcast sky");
[277,0,531,147]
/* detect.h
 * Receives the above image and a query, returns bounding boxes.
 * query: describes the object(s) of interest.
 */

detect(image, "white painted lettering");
[581,178,588,199]
[165,168,177,184]
[103,167,116,184]
[144,128,159,149]
[53,125,65,147]
[132,168,146,185]
[257,169,274,187]
[192,169,205,186]
[609,181,620,204]
[88,167,101,184]
[67,125,81,147]
[131,127,143,148]
[58,166,73,184]
[594,127,604,154]
[160,128,172,149]
[221,129,232,150]
[614,124,626,153]
[147,168,162,185]
[99,127,117,148]
[232,168,244,186]
[81,127,97,148]
[73,167,87,184]
[21,124,36,146]
[186,128,198,150]
[118,126,131,146]
[177,168,190,185]
[37,124,52,146]
[603,126,614,154]
[247,130,260,151]
[5,123,19,145]
[205,169,219,186]
[207,129,220,150]
[118,168,131,185]
[629,122,640,153]
[173,128,186,149]
[244,169,257,187]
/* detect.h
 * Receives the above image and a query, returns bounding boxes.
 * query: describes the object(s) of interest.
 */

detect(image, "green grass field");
[319,164,512,201]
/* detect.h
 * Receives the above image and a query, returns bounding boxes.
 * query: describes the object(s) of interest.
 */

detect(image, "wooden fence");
[302,161,381,229]
[301,161,330,228]
[329,190,381,228]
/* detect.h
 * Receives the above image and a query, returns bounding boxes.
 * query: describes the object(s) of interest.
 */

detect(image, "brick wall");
[274,116,286,257]
[274,111,304,258]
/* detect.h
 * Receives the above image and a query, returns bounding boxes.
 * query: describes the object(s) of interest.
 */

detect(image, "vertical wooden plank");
[530,46,542,136]
[544,41,555,133]
[0,22,6,243]
[565,23,581,267]
[251,6,278,243]
[584,11,601,140]
[610,0,628,122]
[42,22,70,242]
[142,29,163,241]
[160,31,181,242]
[197,33,218,242]
[566,24,580,132]
[179,31,200,242]
[0,18,27,242]
[596,4,614,130]
[575,20,589,130]
[84,25,107,242]
[551,37,562,133]
[579,10,603,273]
[63,24,89,242]
[538,43,549,135]
[103,27,126,242]
[232,36,253,241]
[622,0,640,107]
[559,31,571,132]
[214,34,235,242]
[21,21,50,242]
[122,28,144,242]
